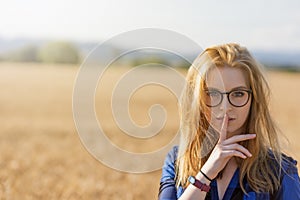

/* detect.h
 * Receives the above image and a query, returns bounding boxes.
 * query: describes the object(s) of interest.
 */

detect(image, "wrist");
[200,164,218,181]
[188,176,211,192]
[200,169,213,181]
[195,171,211,185]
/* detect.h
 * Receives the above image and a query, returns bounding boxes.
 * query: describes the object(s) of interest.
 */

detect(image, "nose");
[219,95,232,111]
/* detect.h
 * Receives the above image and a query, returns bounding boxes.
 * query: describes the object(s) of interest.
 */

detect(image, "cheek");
[203,107,222,130]
[239,104,251,124]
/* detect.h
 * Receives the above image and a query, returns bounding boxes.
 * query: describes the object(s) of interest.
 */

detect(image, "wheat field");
[0,62,299,199]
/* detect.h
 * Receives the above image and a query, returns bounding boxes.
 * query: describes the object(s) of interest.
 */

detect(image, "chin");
[227,125,246,136]
[208,121,242,136]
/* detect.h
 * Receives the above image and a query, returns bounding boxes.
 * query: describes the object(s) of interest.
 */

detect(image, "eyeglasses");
[204,88,252,107]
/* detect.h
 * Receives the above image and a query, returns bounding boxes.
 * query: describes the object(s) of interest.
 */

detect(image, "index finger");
[219,114,228,142]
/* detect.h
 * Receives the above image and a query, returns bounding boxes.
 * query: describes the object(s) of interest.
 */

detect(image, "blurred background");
[0,0,300,199]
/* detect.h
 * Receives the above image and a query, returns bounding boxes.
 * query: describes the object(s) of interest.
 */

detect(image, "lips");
[216,116,236,121]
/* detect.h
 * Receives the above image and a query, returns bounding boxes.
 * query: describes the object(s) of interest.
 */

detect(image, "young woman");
[158,43,300,199]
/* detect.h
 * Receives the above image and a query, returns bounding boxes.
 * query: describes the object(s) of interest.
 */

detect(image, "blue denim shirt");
[159,146,300,200]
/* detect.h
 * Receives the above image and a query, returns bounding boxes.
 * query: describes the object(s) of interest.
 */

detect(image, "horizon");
[1,35,300,54]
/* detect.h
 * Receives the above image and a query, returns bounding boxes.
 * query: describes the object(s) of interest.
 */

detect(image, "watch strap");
[189,176,211,192]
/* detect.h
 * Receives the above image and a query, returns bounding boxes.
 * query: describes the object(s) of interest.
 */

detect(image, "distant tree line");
[0,41,80,64]
[0,41,194,68]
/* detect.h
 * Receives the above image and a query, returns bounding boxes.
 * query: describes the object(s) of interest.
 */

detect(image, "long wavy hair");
[176,43,282,193]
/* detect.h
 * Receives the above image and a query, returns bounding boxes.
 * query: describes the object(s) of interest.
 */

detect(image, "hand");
[201,114,256,180]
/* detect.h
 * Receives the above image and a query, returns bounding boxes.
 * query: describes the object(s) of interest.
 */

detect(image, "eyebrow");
[206,86,249,91]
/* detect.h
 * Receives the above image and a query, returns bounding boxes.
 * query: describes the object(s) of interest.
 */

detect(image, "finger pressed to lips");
[219,114,229,142]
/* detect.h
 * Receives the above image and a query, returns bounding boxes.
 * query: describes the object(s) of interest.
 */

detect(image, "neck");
[227,158,238,169]
[219,158,238,179]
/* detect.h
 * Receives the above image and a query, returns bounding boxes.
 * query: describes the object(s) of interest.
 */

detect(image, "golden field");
[0,62,299,199]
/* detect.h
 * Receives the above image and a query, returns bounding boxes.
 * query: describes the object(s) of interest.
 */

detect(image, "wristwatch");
[188,176,211,192]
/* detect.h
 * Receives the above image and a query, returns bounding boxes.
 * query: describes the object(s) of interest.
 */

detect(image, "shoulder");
[267,150,298,174]
[159,145,181,199]
[160,145,179,181]
[278,154,300,198]
[281,153,298,174]
[165,145,179,163]
[267,151,300,198]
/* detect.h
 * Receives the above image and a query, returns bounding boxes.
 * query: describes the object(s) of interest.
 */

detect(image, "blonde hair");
[176,43,282,193]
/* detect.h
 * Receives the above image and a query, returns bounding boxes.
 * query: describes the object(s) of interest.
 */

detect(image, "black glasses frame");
[204,89,252,107]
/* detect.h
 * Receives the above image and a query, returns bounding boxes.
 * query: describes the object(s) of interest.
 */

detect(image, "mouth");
[216,117,236,121]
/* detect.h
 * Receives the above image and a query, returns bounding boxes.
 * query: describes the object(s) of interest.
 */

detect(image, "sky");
[1,0,300,51]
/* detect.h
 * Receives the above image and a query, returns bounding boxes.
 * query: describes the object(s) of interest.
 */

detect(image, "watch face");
[188,176,195,184]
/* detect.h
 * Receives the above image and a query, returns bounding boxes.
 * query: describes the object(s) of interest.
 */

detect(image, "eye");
[231,90,246,97]
[205,90,220,97]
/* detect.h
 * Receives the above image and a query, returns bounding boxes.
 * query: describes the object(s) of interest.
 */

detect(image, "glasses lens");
[204,90,221,107]
[229,90,249,107]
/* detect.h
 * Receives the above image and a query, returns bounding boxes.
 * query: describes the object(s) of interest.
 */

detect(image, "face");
[203,66,252,138]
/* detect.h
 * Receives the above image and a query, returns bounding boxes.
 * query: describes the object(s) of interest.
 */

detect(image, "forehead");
[205,66,249,90]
